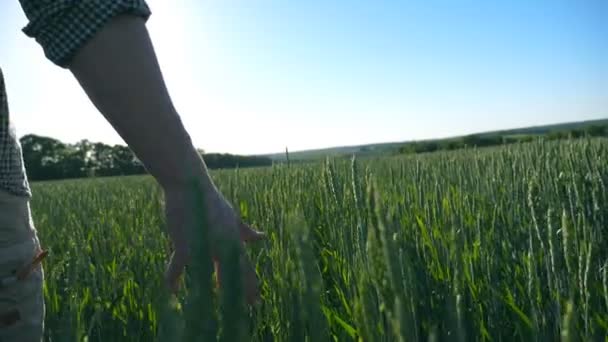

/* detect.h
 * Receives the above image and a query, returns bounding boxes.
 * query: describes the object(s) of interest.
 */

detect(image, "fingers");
[213,257,221,289]
[239,222,266,243]
[214,247,261,305]
[166,224,263,298]
[237,222,263,304]
[164,250,189,294]
[241,253,261,305]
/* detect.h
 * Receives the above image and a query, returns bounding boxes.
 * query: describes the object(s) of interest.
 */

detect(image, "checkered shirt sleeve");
[20,0,151,68]
[0,1,152,196]
[0,68,31,197]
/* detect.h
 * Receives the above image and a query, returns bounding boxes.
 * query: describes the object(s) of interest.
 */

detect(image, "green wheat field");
[31,139,608,341]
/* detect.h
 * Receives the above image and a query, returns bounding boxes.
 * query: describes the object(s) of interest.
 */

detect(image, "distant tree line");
[19,134,272,181]
[398,124,608,155]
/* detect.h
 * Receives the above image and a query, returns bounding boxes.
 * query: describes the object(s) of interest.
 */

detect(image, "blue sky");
[1,0,606,154]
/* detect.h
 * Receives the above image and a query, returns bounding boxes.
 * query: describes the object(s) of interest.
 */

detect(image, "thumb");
[240,222,266,243]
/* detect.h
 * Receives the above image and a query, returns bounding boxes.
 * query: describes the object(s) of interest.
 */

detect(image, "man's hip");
[0,189,45,342]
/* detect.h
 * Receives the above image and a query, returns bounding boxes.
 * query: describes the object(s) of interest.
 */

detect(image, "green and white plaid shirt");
[0,69,30,197]
[20,0,151,68]
[0,0,151,197]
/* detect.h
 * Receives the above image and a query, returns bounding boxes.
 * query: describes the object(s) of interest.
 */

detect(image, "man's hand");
[164,187,265,304]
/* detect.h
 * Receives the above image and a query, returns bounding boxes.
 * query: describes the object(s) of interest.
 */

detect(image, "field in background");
[265,118,608,161]
[31,138,608,341]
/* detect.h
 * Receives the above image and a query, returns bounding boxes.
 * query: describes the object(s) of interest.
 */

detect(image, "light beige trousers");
[0,189,44,342]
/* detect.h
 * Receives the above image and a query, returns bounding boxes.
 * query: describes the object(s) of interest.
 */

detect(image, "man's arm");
[67,15,263,301]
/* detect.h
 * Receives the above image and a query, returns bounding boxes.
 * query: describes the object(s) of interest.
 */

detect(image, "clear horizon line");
[18,115,607,156]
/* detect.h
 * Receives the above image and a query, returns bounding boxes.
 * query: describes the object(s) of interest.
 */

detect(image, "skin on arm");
[67,14,264,302]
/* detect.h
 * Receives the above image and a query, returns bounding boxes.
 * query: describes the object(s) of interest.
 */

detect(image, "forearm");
[68,15,218,256]
[68,15,212,193]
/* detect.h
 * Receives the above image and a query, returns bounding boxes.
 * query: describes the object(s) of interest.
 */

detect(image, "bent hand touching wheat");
[164,185,265,303]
